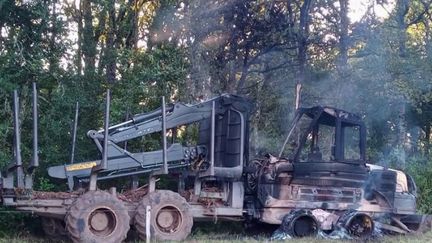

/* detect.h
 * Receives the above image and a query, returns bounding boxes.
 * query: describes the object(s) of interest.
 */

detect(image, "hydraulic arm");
[47,94,250,189]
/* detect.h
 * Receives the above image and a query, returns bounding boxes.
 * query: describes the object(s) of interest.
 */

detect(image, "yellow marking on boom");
[65,161,98,171]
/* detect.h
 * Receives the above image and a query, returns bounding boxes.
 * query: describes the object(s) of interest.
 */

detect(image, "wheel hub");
[157,211,175,228]
[156,206,182,233]
[89,208,117,236]
[91,212,109,231]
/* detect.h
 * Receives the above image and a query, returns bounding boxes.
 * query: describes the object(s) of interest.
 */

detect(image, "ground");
[0,221,431,242]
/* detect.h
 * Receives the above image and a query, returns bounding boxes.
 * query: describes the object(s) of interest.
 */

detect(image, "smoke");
[147,1,241,100]
[294,9,432,168]
[147,0,431,167]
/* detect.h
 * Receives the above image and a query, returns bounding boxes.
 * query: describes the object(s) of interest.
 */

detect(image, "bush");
[0,208,41,237]
[406,156,432,214]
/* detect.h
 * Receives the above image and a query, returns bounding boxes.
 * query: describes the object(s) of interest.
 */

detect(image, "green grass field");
[0,221,430,243]
[187,232,432,243]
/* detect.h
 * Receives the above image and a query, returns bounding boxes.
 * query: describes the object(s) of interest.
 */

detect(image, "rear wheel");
[65,190,130,243]
[337,210,374,238]
[134,190,193,241]
[41,217,67,240]
[284,209,319,237]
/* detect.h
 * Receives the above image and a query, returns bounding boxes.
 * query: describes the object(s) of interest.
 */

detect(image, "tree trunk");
[338,0,349,72]
[396,0,409,58]
[49,0,58,73]
[296,0,312,109]
[125,0,139,49]
[394,0,410,169]
[427,125,431,156]
[82,0,96,77]
[76,2,83,75]
[425,19,432,60]
[236,46,250,94]
[334,0,350,106]
[105,0,117,84]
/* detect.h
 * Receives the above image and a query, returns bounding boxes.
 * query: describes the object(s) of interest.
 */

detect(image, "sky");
[349,0,395,22]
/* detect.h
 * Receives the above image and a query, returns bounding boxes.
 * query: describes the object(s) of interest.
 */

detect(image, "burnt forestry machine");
[0,84,430,242]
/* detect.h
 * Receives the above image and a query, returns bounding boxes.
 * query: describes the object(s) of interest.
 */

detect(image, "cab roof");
[299,106,364,127]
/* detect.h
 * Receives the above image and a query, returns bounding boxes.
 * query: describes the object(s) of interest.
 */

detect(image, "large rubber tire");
[41,217,68,240]
[337,210,374,238]
[245,159,263,194]
[65,190,130,243]
[282,209,319,237]
[134,190,193,241]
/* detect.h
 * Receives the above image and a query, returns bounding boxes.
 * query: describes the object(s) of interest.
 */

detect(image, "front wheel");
[134,190,193,241]
[65,190,130,243]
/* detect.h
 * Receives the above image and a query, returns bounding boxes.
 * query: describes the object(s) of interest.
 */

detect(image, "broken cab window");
[316,125,335,161]
[343,124,361,161]
[280,113,314,160]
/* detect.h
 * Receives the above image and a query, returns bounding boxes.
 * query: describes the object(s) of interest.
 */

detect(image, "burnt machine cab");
[281,106,366,163]
[278,106,370,188]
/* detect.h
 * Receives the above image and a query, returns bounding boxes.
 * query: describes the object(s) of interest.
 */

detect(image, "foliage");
[2,0,432,236]
[406,156,432,214]
[35,177,56,192]
[0,208,39,237]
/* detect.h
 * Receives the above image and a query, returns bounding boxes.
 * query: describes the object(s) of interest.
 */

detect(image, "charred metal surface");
[245,105,421,237]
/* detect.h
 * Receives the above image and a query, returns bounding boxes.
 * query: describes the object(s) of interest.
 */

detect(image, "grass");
[0,221,431,242]
[187,231,432,243]
[0,233,431,243]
